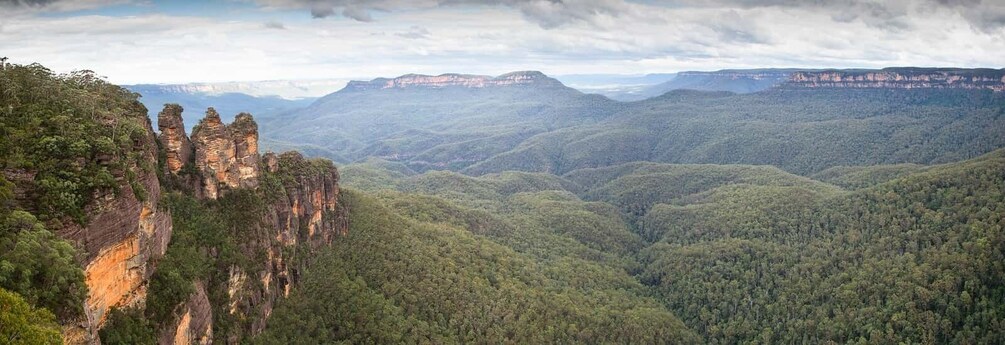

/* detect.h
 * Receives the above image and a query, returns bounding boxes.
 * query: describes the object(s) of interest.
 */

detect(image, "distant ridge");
[340,71,566,91]
[782,67,1005,92]
[636,69,802,98]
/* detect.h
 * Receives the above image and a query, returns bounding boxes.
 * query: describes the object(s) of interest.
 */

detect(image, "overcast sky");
[1,0,1003,84]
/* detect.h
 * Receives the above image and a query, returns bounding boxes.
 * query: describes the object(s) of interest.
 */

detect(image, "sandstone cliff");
[55,114,173,343]
[784,68,1005,91]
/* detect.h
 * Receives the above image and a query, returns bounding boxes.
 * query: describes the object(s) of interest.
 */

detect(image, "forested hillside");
[466,88,1005,175]
[259,149,1005,343]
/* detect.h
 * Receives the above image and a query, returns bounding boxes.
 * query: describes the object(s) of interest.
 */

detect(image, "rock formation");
[157,104,192,175]
[785,68,1005,92]
[157,106,348,343]
[189,108,260,199]
[342,71,563,91]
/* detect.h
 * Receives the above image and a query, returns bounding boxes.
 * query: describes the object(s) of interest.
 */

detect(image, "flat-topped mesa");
[157,104,192,174]
[190,107,261,199]
[784,68,1005,92]
[342,70,562,91]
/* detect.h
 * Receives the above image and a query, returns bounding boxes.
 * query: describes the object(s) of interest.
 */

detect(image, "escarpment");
[342,70,563,91]
[784,68,1005,91]
[58,114,174,343]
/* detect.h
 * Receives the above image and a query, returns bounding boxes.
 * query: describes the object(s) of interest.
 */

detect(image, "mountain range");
[258,67,1005,177]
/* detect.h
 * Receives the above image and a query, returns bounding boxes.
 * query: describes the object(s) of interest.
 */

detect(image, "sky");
[1,0,1003,84]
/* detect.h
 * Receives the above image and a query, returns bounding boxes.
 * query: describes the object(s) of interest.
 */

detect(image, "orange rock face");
[84,234,144,325]
[159,282,213,345]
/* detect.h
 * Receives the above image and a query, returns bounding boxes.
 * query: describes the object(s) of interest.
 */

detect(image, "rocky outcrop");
[57,116,173,343]
[158,281,212,345]
[157,104,192,174]
[158,108,348,343]
[190,108,260,199]
[342,71,563,91]
[785,68,1005,91]
[225,152,348,337]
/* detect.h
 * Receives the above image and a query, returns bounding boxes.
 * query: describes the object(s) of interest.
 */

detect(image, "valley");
[2,61,1004,345]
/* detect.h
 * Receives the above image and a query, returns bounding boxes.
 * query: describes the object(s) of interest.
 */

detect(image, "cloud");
[264,20,286,29]
[395,25,430,39]
[3,0,1003,85]
[253,0,636,29]
[664,0,1005,32]
[0,0,131,12]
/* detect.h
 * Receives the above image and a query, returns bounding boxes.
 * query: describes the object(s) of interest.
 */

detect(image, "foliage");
[99,308,156,345]
[0,208,86,321]
[256,190,700,344]
[811,163,926,189]
[0,63,151,224]
[639,149,1005,343]
[146,190,268,340]
[0,288,62,345]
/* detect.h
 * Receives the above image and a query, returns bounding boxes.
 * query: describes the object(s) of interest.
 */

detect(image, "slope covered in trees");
[261,149,1005,343]
[639,148,1005,343]
[254,190,698,344]
[466,88,1005,175]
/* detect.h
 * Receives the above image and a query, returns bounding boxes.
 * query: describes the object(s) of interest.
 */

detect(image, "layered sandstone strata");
[57,116,173,343]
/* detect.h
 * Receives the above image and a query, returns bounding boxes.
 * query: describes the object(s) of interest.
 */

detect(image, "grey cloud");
[255,0,632,29]
[395,25,430,39]
[0,0,129,11]
[310,4,335,18]
[264,20,286,29]
[342,6,374,21]
[708,10,770,44]
[0,0,58,7]
[665,0,1005,32]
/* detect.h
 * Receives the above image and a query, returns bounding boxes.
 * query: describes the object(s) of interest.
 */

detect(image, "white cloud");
[0,0,1001,84]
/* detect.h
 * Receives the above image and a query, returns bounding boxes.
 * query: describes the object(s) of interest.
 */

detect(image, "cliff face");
[158,281,212,345]
[156,105,348,343]
[342,71,562,91]
[57,117,173,342]
[785,68,1005,91]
